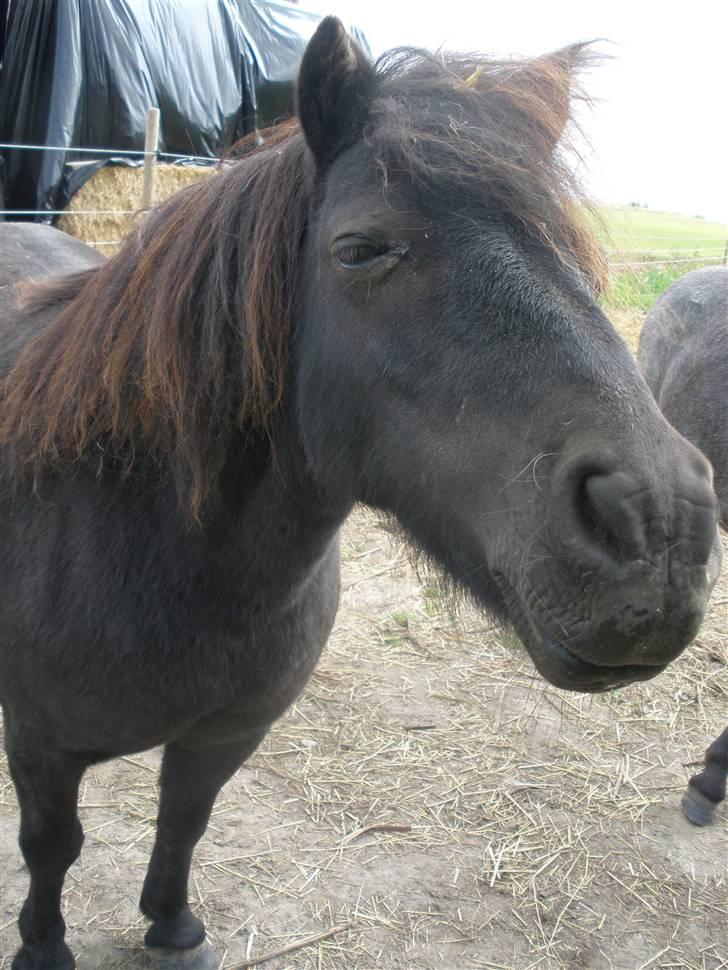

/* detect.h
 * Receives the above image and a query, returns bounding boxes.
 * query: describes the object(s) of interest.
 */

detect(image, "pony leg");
[5,723,86,970]
[140,731,267,969]
[682,725,728,826]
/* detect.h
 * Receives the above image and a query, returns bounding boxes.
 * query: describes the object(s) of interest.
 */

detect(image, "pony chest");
[163,543,342,712]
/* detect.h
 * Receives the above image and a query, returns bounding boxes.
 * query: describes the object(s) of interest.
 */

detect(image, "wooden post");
[141,107,160,210]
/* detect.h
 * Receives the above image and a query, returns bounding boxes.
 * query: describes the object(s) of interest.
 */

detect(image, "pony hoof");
[681,786,718,827]
[12,942,75,970]
[147,939,218,970]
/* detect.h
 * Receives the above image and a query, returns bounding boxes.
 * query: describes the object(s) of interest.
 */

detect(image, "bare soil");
[1,313,727,970]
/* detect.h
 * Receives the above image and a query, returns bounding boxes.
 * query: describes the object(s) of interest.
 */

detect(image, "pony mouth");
[494,573,667,692]
[532,635,667,693]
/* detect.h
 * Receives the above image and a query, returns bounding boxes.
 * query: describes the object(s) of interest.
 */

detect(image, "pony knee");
[19,817,84,873]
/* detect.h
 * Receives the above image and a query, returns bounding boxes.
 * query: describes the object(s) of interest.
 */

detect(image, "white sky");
[301,0,728,223]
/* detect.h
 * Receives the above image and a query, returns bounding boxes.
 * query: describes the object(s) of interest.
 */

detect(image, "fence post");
[723,240,727,266]
[141,107,161,210]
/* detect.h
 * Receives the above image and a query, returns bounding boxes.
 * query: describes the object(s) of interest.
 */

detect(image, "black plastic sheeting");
[0,0,368,219]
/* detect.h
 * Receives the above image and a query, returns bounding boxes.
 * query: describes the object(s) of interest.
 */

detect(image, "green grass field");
[595,206,727,314]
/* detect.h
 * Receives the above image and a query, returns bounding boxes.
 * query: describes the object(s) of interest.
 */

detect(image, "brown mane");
[1,121,309,518]
[0,48,604,519]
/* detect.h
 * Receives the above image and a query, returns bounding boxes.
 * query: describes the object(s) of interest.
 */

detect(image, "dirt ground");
[1,314,727,969]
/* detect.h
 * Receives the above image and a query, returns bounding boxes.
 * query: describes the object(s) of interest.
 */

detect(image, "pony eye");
[332,237,409,276]
[333,236,386,269]
[334,241,383,267]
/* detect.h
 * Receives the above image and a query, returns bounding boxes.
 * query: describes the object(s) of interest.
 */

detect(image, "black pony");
[639,266,728,528]
[0,19,722,970]
[638,266,728,826]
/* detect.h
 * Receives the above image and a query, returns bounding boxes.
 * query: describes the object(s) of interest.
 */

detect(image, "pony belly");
[1,602,338,761]
[1,531,343,759]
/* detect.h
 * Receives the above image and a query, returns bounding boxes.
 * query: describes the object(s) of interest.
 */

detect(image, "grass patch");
[421,581,444,618]
[597,206,727,252]
[594,207,727,315]
[606,261,710,314]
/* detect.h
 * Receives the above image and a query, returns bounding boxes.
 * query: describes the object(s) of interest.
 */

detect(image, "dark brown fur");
[0,22,721,969]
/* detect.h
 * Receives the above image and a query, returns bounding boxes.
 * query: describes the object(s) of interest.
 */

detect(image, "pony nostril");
[569,469,649,565]
[575,475,621,560]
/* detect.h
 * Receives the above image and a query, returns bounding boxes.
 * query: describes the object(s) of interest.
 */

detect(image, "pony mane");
[1,47,604,519]
[1,121,309,519]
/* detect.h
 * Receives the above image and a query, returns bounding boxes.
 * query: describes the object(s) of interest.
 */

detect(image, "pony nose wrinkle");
[552,443,718,582]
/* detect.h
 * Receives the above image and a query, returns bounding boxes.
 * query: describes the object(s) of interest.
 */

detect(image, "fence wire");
[0,141,214,164]
[610,255,725,269]
[1,209,138,217]
[606,246,725,254]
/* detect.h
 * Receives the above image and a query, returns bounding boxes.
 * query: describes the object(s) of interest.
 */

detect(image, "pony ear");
[480,43,592,155]
[297,17,376,168]
[529,44,587,150]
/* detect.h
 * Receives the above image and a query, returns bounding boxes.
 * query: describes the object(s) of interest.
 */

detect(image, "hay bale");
[57,162,214,254]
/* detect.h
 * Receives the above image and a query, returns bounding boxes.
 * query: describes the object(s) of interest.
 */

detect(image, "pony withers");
[0,18,721,970]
